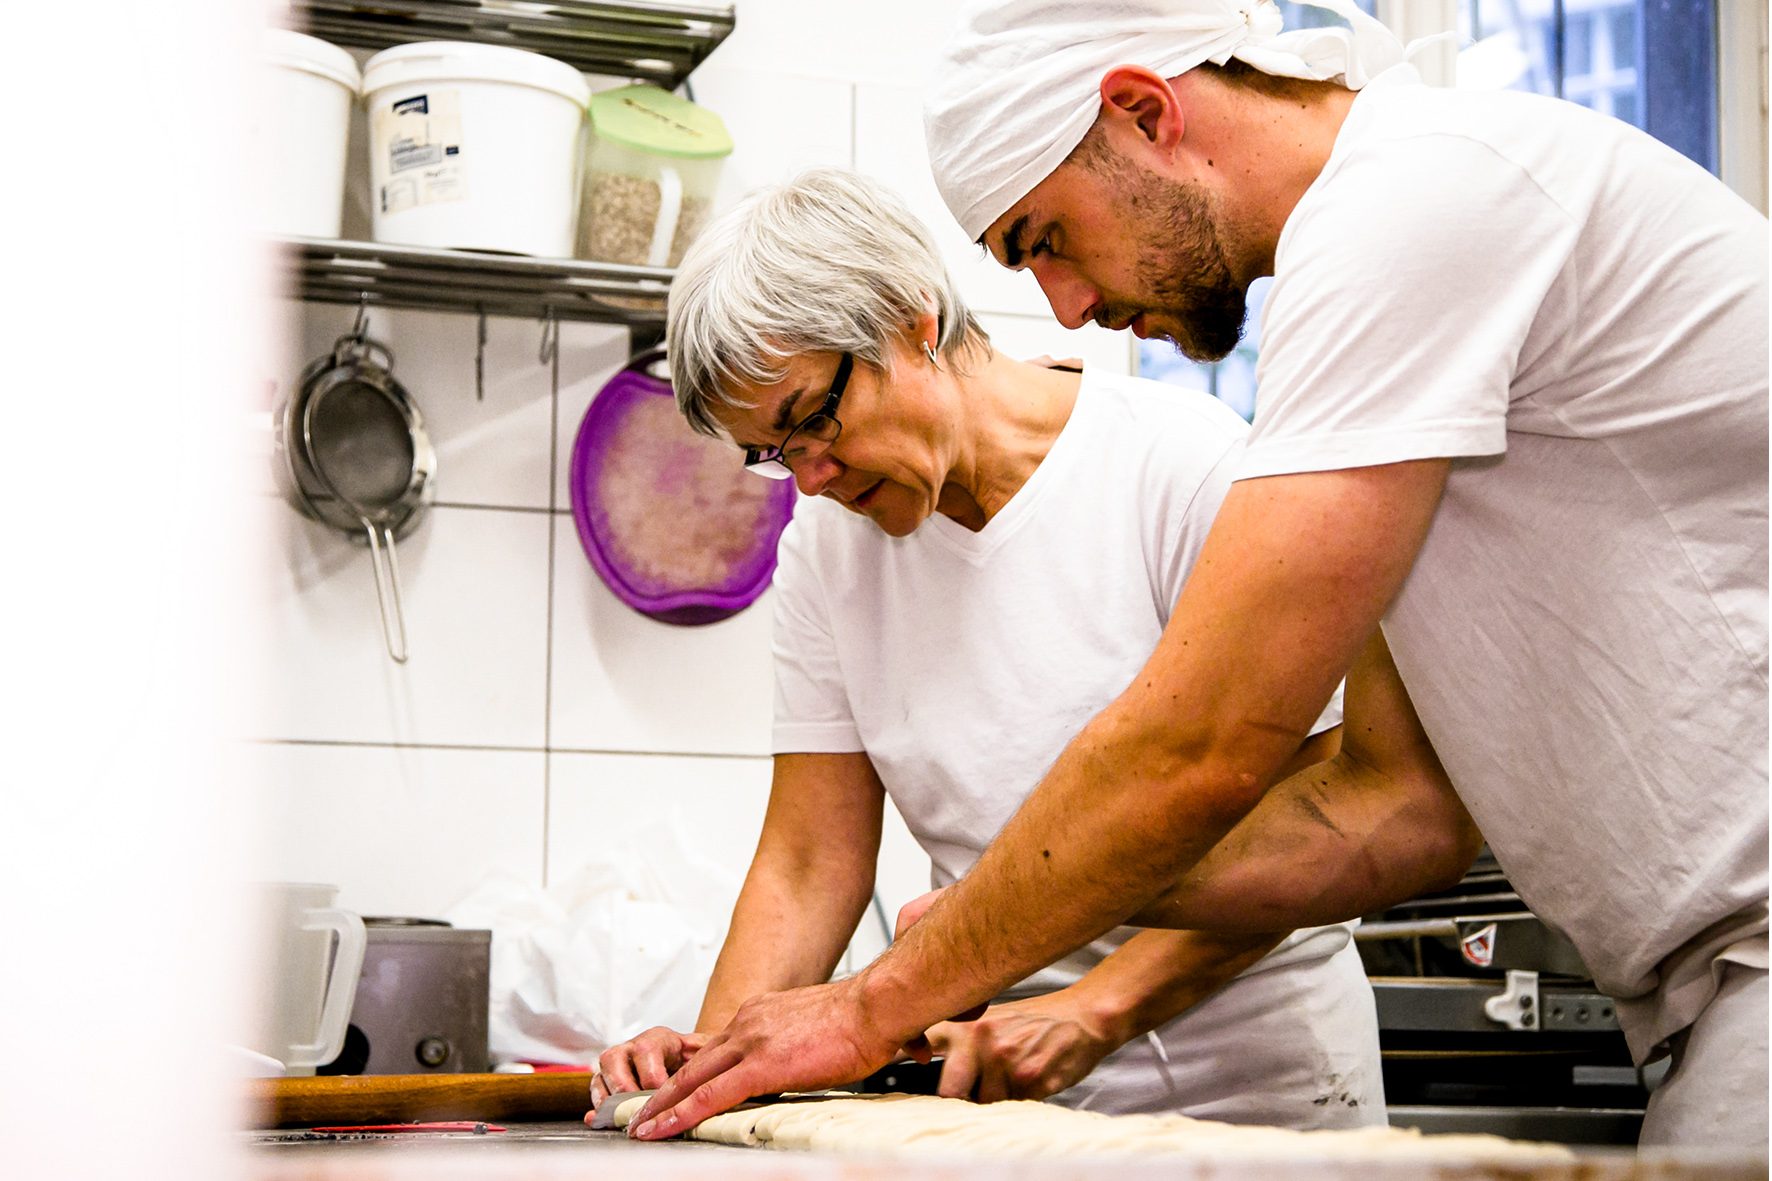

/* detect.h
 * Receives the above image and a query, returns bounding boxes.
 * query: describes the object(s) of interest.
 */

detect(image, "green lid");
[588,84,733,159]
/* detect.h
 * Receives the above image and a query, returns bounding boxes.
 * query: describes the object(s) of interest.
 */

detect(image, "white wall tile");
[687,66,855,212]
[702,0,962,90]
[546,751,772,890]
[550,515,777,756]
[259,503,550,748]
[249,742,546,918]
[977,312,1135,377]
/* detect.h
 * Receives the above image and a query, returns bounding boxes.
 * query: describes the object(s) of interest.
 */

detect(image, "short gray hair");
[665,167,989,438]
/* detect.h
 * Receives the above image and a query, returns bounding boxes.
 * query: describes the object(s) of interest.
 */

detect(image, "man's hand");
[625,976,907,1140]
[926,992,1116,1103]
[588,1026,709,1111]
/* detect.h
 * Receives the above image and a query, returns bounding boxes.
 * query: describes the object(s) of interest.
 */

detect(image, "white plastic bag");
[446,806,739,1065]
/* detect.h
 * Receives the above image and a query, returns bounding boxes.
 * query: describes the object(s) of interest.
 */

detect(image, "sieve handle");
[362,519,409,664]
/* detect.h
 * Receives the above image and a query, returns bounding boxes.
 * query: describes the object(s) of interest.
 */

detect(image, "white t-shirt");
[772,370,1348,1003]
[1242,65,1769,1057]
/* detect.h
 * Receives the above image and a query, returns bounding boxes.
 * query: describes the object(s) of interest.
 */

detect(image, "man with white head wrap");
[925,0,1408,247]
[627,1,1767,1151]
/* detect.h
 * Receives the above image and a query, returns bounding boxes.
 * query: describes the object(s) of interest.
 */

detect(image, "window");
[1459,0,1714,169]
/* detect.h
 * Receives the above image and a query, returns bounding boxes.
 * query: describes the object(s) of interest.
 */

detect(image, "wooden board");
[248,1072,594,1128]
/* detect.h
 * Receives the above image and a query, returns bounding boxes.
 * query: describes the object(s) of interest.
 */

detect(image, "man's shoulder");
[1343,77,1611,155]
[1318,80,1645,212]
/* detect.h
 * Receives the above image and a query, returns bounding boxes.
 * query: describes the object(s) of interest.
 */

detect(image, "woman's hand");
[588,1026,710,1110]
[894,887,948,938]
[925,991,1120,1102]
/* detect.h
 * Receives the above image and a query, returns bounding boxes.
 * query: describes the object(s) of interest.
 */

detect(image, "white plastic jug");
[245,882,367,1075]
[361,41,590,257]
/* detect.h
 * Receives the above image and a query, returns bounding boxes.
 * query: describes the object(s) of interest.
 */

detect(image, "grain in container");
[262,30,360,238]
[580,84,732,268]
[361,41,589,257]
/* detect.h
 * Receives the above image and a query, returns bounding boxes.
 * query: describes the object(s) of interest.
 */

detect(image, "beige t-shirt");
[1241,66,1769,1057]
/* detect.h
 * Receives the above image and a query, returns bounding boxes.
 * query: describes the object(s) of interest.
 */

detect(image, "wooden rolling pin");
[248,1071,595,1128]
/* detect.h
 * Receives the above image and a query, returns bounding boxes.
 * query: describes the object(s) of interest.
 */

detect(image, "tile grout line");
[541,319,563,889]
[253,736,771,760]
[254,490,559,514]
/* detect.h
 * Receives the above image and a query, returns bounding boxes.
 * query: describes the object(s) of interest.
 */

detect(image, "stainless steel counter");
[249,1119,740,1154]
[243,1120,1765,1180]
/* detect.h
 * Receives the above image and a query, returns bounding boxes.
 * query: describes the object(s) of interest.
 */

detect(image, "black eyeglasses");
[742,353,854,480]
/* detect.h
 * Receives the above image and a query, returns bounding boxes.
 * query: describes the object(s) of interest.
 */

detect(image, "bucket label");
[376,89,466,214]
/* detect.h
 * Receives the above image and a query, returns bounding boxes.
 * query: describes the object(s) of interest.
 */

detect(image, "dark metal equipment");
[1357,850,1653,1145]
[319,918,491,1076]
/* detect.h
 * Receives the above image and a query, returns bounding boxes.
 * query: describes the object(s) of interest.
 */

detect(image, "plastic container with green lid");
[580,84,733,268]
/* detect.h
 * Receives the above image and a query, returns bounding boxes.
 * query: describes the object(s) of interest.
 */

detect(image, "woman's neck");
[936,351,1081,532]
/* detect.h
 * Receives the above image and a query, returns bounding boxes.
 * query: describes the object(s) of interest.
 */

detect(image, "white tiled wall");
[252,0,1132,1008]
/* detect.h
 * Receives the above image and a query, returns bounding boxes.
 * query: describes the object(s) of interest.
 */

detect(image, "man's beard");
[1094,167,1249,362]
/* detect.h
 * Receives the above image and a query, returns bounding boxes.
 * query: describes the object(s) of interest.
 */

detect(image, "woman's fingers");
[595,1027,690,1100]
[632,1038,674,1090]
[936,1030,979,1100]
[597,1046,641,1097]
[974,1047,1011,1104]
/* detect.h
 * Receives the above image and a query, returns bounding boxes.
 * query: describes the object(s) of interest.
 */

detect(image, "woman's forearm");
[698,857,875,1032]
[696,753,888,1032]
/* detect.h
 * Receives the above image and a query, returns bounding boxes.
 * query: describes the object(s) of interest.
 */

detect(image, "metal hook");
[538,308,559,366]
[350,292,370,342]
[475,305,487,402]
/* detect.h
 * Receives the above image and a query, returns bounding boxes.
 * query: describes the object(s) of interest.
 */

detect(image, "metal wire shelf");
[289,0,736,88]
[280,237,674,325]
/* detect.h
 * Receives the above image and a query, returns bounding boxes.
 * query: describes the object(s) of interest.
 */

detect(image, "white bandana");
[925,0,1421,240]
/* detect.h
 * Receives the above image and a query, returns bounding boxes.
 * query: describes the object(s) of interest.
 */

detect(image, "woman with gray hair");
[590,168,1458,1125]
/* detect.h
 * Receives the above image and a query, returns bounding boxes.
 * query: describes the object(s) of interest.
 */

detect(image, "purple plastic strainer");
[568,350,796,625]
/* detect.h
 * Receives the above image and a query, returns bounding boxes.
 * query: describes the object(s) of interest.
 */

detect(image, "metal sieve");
[280,324,435,663]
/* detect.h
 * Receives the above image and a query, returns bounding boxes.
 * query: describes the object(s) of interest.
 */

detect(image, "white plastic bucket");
[361,42,590,257]
[262,30,360,238]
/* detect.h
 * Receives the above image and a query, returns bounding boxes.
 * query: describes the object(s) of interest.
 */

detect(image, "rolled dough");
[614,1093,1575,1163]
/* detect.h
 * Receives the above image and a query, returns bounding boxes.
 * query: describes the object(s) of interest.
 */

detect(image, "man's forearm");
[853,465,1451,1045]
[858,698,1281,1043]
[1013,731,1342,1043]
[1063,928,1289,1046]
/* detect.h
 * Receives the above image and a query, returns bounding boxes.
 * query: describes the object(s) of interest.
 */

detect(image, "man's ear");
[1098,65,1185,155]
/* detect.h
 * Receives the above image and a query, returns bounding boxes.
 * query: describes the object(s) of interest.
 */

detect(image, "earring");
[923,341,940,366]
